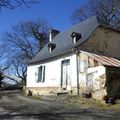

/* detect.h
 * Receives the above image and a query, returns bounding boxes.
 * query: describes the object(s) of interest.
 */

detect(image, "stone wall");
[106,66,120,99]
[25,87,59,96]
[79,26,120,59]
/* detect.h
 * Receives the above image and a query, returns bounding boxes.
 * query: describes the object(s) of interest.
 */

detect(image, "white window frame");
[36,65,45,83]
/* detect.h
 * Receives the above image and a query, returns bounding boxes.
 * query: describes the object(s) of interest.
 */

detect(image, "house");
[26,16,120,100]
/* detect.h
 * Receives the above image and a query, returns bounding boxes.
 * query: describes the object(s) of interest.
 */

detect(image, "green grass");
[27,94,120,112]
[0,94,2,99]
[56,95,120,112]
[29,95,42,100]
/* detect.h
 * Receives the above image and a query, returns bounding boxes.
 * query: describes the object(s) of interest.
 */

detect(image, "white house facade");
[27,54,78,95]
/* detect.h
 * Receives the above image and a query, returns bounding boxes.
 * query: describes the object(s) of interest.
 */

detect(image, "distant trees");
[3,19,50,85]
[0,69,4,90]
[0,0,39,9]
[0,67,8,90]
[0,0,46,88]
[71,0,120,30]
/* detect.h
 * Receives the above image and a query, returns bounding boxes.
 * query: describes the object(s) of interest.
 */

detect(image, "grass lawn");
[56,95,120,112]
[29,95,42,100]
[0,92,4,99]
[0,93,2,99]
[30,95,120,112]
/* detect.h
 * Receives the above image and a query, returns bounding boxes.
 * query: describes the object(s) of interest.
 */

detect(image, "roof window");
[71,32,82,44]
[48,43,56,53]
[49,29,60,42]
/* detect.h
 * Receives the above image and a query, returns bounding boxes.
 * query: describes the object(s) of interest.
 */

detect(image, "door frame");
[61,59,70,90]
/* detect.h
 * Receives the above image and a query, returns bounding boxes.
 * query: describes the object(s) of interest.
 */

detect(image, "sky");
[0,0,87,36]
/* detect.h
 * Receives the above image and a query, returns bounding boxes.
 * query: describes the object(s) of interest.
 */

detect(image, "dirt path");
[0,91,120,120]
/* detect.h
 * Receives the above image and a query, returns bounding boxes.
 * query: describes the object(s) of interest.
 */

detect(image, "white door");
[61,60,71,90]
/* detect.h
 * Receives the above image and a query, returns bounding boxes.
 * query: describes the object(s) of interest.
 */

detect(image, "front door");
[61,59,70,91]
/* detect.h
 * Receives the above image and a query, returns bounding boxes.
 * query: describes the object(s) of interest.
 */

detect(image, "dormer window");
[48,43,56,52]
[71,32,82,44]
[49,29,60,42]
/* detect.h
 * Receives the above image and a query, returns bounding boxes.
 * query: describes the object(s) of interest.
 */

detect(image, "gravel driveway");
[0,91,120,120]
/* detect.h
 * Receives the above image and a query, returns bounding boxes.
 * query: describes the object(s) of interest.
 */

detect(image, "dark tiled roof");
[28,16,100,65]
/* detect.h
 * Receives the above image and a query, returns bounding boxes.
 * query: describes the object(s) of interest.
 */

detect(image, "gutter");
[74,48,80,95]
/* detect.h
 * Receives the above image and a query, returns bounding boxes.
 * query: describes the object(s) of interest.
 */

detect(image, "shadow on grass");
[0,110,117,120]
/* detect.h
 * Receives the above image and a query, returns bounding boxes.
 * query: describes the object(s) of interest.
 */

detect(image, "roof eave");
[28,49,74,66]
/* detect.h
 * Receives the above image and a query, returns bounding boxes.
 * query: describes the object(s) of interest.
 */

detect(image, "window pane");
[37,66,42,82]
[43,66,45,82]
[37,66,45,83]
[62,59,70,65]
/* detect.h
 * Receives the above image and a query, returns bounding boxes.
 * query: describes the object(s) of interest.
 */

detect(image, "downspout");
[75,48,80,95]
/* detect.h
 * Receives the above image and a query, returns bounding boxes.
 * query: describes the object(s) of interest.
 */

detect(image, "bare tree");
[5,53,27,85]
[0,0,39,9]
[71,0,120,29]
[0,67,9,90]
[6,19,50,59]
[0,69,5,90]
[3,19,50,85]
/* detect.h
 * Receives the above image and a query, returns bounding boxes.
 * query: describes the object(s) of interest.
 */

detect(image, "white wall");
[87,66,106,89]
[79,52,106,91]
[27,54,77,88]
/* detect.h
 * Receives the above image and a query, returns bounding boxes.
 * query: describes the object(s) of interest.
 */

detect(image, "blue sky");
[0,0,87,35]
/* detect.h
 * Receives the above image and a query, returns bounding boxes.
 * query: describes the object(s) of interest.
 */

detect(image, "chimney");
[49,29,60,42]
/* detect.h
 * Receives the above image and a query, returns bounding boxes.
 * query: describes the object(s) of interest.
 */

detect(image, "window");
[94,60,98,67]
[71,32,82,44]
[37,66,45,82]
[48,43,56,52]
[88,57,98,68]
[61,59,70,65]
